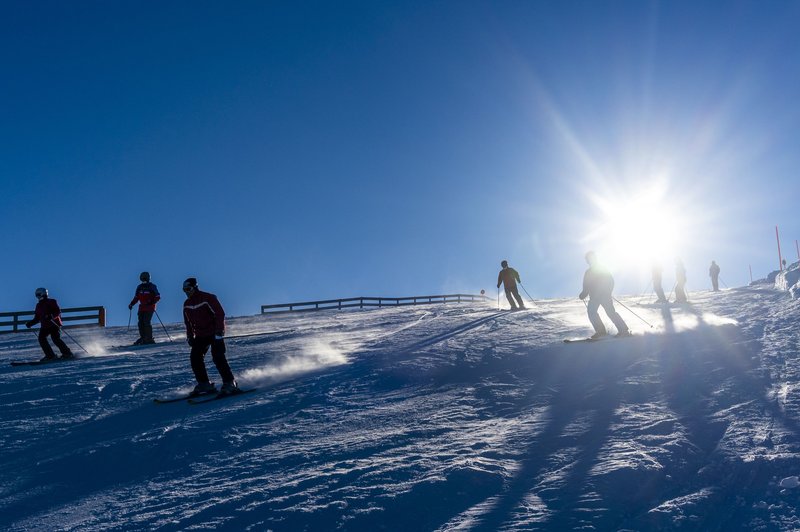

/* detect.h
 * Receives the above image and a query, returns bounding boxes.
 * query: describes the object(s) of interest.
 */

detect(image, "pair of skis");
[563,332,634,344]
[153,388,256,405]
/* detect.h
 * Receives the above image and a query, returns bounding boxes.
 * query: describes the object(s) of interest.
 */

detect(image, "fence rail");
[0,306,106,334]
[261,294,491,315]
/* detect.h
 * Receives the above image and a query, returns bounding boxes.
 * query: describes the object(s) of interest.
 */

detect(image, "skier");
[709,260,721,292]
[497,260,525,310]
[674,259,688,303]
[182,278,239,396]
[652,262,667,303]
[128,271,161,345]
[25,287,74,362]
[578,251,630,339]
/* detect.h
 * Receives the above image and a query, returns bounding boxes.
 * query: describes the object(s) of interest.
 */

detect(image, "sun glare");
[586,182,687,273]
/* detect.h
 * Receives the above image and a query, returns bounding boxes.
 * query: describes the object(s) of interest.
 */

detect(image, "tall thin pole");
[51,319,89,355]
[796,239,799,261]
[613,297,654,329]
[154,310,173,341]
[776,226,783,271]
[749,265,753,284]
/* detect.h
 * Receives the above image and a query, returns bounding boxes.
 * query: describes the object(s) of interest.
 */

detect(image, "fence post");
[98,307,106,327]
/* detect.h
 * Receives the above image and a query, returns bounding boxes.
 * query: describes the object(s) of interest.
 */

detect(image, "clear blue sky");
[3,1,800,325]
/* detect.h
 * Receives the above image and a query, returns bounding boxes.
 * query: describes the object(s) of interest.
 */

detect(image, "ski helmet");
[35,287,48,299]
[183,277,198,292]
[140,271,151,282]
[501,260,508,268]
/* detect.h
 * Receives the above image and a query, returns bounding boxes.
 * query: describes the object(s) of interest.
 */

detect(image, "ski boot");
[191,382,216,397]
[218,381,241,396]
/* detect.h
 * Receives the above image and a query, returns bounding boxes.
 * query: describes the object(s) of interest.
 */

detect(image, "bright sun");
[586,182,686,272]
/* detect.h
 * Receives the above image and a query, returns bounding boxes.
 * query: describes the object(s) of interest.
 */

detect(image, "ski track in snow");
[2,290,800,530]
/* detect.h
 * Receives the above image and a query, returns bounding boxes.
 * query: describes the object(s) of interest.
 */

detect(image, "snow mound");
[775,260,800,298]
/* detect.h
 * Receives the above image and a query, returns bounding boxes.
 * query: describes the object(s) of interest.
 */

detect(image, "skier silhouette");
[709,261,721,292]
[652,262,667,303]
[674,258,688,303]
[578,251,630,339]
[497,260,525,310]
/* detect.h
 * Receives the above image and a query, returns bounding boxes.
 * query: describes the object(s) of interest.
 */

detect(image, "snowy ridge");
[774,260,800,299]
[2,288,800,530]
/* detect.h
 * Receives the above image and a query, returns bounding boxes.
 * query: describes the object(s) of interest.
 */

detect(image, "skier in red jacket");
[182,278,239,396]
[128,271,161,345]
[26,287,74,362]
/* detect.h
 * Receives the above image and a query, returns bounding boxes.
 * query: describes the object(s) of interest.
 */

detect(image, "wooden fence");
[261,294,491,315]
[0,306,106,334]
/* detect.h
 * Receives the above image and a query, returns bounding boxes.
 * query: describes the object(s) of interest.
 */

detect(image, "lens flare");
[584,181,688,273]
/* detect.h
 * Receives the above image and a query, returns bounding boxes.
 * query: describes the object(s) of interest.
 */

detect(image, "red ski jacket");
[30,297,63,331]
[129,282,161,312]
[183,290,225,339]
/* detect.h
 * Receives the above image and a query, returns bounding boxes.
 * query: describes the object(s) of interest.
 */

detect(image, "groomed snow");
[2,287,800,530]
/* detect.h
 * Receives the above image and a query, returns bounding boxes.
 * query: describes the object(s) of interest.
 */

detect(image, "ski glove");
[187,337,195,347]
[128,303,134,310]
[26,321,34,328]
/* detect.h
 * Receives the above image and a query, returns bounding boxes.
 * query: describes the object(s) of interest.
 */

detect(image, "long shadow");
[627,321,800,529]
[660,302,675,335]
[419,316,800,530]
[401,312,507,353]
[366,311,507,360]
[463,339,642,530]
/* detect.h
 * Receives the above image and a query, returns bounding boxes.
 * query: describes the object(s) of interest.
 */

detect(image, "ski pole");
[719,277,729,289]
[613,297,654,328]
[154,310,173,341]
[519,283,536,306]
[50,319,89,355]
[497,287,500,310]
[127,307,132,331]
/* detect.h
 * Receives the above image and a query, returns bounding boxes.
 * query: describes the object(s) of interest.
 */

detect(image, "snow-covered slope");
[2,288,800,531]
